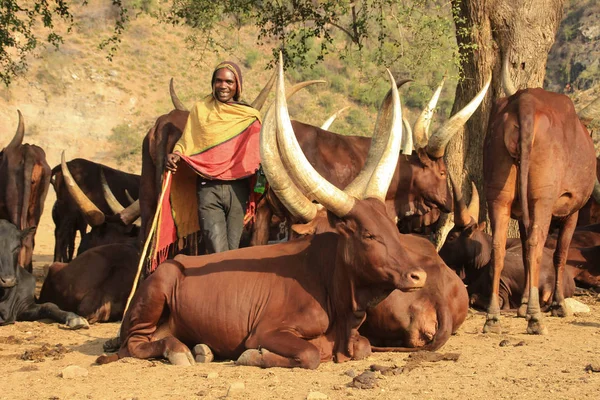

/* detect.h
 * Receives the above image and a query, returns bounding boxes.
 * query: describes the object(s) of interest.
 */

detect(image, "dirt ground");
[0,212,599,399]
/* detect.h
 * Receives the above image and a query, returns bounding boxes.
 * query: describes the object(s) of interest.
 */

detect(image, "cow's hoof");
[236,348,270,367]
[165,349,195,366]
[193,344,214,363]
[483,315,502,334]
[550,301,571,318]
[526,317,548,335]
[103,336,121,353]
[65,313,90,330]
[517,304,528,318]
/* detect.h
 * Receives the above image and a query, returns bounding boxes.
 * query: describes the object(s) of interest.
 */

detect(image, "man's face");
[213,68,237,103]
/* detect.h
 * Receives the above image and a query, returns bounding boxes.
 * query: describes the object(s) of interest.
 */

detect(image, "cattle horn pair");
[450,174,479,228]
[61,152,105,226]
[411,75,491,159]
[100,170,141,226]
[262,52,402,219]
[502,53,518,97]
[6,110,25,149]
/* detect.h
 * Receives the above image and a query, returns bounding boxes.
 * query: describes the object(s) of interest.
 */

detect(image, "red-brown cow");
[0,111,51,272]
[39,243,138,323]
[97,62,429,369]
[483,58,595,334]
[251,77,491,246]
[51,158,140,262]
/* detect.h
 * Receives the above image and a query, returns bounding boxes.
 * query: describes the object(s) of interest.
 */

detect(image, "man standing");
[164,61,262,254]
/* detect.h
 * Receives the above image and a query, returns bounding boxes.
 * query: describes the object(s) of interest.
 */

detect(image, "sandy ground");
[0,215,599,399]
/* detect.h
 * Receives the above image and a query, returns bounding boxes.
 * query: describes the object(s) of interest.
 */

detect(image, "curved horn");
[401,116,414,155]
[426,76,491,159]
[321,106,350,130]
[432,212,455,252]
[260,105,318,222]
[125,190,135,204]
[413,75,446,149]
[119,199,141,226]
[61,151,105,226]
[7,110,25,149]
[502,53,518,97]
[101,169,125,214]
[467,181,480,222]
[169,78,188,111]
[343,75,409,198]
[274,53,355,217]
[251,68,277,112]
[578,97,600,125]
[362,69,403,201]
[449,173,473,228]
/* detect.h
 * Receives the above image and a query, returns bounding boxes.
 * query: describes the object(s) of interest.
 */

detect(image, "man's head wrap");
[212,61,243,101]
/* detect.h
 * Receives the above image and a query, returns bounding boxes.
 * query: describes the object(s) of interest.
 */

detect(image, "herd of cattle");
[1,54,600,369]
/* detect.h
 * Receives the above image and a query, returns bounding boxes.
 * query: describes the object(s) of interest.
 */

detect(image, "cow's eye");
[363,232,376,240]
[440,171,446,176]
[12,246,20,253]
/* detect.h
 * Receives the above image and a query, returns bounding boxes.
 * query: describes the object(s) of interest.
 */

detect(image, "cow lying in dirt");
[0,220,88,328]
[39,243,139,323]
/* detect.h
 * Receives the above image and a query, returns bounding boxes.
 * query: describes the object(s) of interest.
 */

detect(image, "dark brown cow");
[97,62,429,369]
[51,158,140,261]
[0,111,51,272]
[59,153,141,253]
[0,220,88,328]
[575,158,600,227]
[39,243,138,323]
[439,179,576,312]
[482,57,596,334]
[251,77,491,246]
[546,229,600,290]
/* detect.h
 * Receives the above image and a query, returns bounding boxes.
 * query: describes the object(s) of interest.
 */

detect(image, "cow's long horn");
[101,169,125,214]
[362,70,403,201]
[274,53,355,217]
[467,181,480,222]
[343,75,407,198]
[413,75,446,149]
[578,97,600,125]
[449,174,473,228]
[61,151,105,226]
[119,199,141,226]
[260,105,318,222]
[321,106,350,130]
[502,53,518,97]
[169,78,188,111]
[432,212,455,252]
[401,116,413,155]
[125,190,135,204]
[426,77,491,159]
[7,110,25,149]
[251,68,277,112]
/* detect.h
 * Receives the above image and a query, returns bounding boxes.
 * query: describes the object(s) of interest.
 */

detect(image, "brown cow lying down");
[359,235,469,351]
[38,243,139,323]
[439,179,576,311]
[96,58,429,369]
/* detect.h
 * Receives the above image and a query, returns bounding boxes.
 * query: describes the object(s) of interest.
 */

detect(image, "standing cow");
[97,60,431,369]
[483,57,595,334]
[0,111,51,272]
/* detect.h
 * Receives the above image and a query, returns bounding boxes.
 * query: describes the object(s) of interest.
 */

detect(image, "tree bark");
[446,0,565,237]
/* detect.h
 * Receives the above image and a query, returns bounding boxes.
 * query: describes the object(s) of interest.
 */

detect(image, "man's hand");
[166,153,181,173]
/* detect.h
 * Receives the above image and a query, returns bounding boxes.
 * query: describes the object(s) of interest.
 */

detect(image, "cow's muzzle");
[397,268,427,292]
[0,276,17,288]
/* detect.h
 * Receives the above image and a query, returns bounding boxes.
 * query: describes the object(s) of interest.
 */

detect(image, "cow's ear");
[291,222,316,236]
[464,224,477,238]
[330,214,357,238]
[19,226,36,242]
[416,147,433,167]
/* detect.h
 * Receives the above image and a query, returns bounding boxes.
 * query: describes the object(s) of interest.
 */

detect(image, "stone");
[565,298,590,313]
[227,382,245,397]
[61,365,88,379]
[306,391,328,399]
[206,372,219,379]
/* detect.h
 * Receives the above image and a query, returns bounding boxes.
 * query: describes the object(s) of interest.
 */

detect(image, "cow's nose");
[0,276,17,288]
[404,268,427,290]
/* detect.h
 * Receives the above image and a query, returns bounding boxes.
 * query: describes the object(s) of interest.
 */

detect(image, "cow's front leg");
[239,330,321,369]
[19,303,90,330]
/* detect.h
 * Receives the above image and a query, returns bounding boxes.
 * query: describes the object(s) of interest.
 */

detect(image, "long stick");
[123,170,173,318]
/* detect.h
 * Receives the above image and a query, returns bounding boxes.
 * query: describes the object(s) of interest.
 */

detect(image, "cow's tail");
[19,151,35,229]
[371,307,453,353]
[96,354,120,364]
[517,100,536,231]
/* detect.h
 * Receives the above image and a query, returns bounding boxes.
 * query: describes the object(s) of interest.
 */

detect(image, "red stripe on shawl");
[150,119,261,272]
[179,119,261,180]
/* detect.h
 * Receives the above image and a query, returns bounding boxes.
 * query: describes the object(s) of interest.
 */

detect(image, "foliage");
[109,122,142,161]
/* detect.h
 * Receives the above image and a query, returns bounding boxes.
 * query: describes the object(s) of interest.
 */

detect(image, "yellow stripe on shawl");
[173,95,262,156]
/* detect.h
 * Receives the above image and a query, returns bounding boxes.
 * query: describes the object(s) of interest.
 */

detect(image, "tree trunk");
[446,0,565,237]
